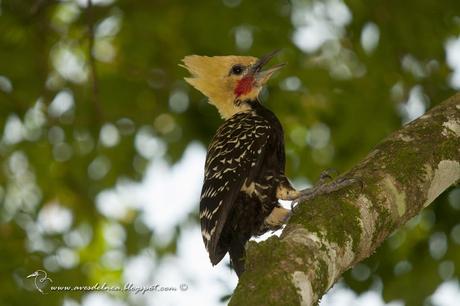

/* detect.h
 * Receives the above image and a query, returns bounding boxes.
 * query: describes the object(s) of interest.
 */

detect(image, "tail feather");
[229,237,246,278]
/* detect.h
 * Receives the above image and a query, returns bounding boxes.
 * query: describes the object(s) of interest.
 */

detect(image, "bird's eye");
[230,64,244,75]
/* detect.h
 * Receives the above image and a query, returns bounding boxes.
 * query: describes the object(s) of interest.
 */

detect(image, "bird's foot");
[315,168,338,186]
[291,175,362,211]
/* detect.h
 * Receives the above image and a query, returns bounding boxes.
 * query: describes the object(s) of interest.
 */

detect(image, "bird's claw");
[291,198,300,212]
[290,189,315,212]
[315,168,338,186]
[335,176,364,191]
[290,175,363,214]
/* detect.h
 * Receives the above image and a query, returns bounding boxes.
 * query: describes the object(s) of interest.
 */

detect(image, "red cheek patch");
[234,76,254,97]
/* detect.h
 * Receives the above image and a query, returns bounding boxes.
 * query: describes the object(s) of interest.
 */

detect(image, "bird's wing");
[200,112,271,264]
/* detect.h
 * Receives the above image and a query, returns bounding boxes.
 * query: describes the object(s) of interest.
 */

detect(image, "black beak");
[249,50,286,84]
[250,49,283,73]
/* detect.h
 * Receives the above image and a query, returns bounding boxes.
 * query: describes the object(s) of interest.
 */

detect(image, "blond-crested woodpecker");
[181,50,356,277]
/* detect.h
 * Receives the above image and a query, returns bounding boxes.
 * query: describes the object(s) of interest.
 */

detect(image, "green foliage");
[0,0,459,305]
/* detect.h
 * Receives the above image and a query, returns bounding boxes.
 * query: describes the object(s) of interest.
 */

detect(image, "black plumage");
[200,99,293,276]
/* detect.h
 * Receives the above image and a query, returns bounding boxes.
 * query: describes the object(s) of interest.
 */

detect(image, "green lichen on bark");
[289,189,362,253]
[313,258,329,298]
[364,180,395,247]
[230,237,307,306]
[381,142,426,189]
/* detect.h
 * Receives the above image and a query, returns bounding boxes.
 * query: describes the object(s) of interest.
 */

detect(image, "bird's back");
[199,102,286,271]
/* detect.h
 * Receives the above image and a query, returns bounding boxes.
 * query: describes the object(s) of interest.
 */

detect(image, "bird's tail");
[229,236,246,278]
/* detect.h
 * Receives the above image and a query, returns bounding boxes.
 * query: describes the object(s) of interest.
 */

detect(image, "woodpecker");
[181,50,356,277]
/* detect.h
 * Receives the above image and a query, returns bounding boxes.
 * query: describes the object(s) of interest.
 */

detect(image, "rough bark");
[229,93,460,306]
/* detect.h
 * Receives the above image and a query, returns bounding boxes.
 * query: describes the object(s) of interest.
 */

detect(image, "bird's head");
[181,50,285,119]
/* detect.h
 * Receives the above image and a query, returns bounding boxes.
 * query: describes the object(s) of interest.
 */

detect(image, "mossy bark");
[229,93,460,306]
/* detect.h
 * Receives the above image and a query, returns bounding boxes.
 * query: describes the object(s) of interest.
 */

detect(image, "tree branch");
[230,93,460,306]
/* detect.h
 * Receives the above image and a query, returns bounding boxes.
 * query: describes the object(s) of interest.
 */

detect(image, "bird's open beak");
[250,50,286,85]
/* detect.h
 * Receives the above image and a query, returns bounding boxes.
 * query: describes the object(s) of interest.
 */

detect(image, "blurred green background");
[0,0,460,305]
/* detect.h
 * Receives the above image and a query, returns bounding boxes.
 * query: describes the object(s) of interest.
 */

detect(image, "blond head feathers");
[181,55,259,119]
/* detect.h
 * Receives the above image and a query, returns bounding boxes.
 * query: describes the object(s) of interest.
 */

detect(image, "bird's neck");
[232,98,274,119]
[235,98,263,115]
[247,99,282,128]
[243,98,270,115]
[237,98,259,109]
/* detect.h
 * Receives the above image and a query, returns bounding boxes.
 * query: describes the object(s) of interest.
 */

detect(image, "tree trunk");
[229,93,460,306]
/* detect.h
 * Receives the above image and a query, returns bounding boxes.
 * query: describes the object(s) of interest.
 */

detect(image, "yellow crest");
[181,55,258,119]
